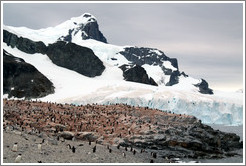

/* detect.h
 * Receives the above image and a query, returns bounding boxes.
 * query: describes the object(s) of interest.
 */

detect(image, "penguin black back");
[93,146,96,153]
[72,146,76,153]
[133,149,136,155]
[152,152,157,158]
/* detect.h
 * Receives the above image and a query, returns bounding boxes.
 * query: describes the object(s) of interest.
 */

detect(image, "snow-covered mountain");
[2,13,243,125]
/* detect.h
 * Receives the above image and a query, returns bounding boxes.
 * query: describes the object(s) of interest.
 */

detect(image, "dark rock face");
[119,47,180,86]
[3,50,54,99]
[3,30,47,54]
[119,64,158,86]
[3,30,106,78]
[166,71,180,86]
[46,41,105,77]
[59,14,107,43]
[82,21,107,43]
[195,79,213,95]
[119,47,214,94]
[120,47,178,69]
[120,118,242,159]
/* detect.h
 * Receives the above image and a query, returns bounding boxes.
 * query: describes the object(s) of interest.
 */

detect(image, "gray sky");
[2,2,244,92]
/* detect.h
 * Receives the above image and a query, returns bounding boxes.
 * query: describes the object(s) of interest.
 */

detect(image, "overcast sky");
[2,2,244,92]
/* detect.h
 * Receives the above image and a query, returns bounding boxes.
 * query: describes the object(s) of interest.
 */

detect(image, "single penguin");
[133,149,136,155]
[152,152,157,158]
[67,144,71,149]
[72,146,76,153]
[15,154,22,163]
[123,152,126,157]
[38,143,42,150]
[12,142,18,152]
[93,145,96,153]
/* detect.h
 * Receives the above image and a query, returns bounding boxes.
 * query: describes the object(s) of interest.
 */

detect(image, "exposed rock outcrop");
[3,30,47,54]
[120,47,178,69]
[119,47,180,86]
[59,13,107,43]
[3,30,106,78]
[119,64,158,86]
[46,41,105,77]
[195,79,213,95]
[3,50,54,99]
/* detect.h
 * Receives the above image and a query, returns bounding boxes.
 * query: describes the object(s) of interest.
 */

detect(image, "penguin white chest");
[15,154,22,163]
[38,144,42,150]
[12,144,18,152]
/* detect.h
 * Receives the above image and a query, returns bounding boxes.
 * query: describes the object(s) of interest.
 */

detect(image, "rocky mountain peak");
[59,13,107,43]
[70,13,97,25]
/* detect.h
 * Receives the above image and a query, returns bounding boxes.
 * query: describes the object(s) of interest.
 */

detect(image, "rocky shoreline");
[3,99,243,163]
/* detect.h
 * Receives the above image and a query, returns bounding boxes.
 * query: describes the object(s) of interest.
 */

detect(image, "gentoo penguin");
[92,146,96,153]
[12,143,18,152]
[67,144,71,149]
[37,139,44,150]
[38,143,42,150]
[122,152,126,157]
[109,148,112,153]
[117,144,120,149]
[151,152,157,158]
[152,152,157,158]
[133,149,136,155]
[150,159,154,163]
[72,146,76,153]
[15,154,22,163]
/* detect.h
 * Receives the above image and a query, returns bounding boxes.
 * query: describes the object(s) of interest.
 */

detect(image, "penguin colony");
[3,99,195,163]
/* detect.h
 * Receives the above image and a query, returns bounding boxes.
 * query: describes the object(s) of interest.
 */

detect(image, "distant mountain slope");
[3,13,213,95]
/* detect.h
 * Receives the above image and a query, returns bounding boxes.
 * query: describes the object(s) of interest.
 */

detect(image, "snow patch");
[163,60,177,71]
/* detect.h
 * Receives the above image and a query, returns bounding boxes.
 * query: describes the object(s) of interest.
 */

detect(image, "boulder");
[75,132,99,141]
[59,131,74,140]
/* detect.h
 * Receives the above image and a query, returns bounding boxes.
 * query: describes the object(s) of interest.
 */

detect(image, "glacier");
[62,90,243,126]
